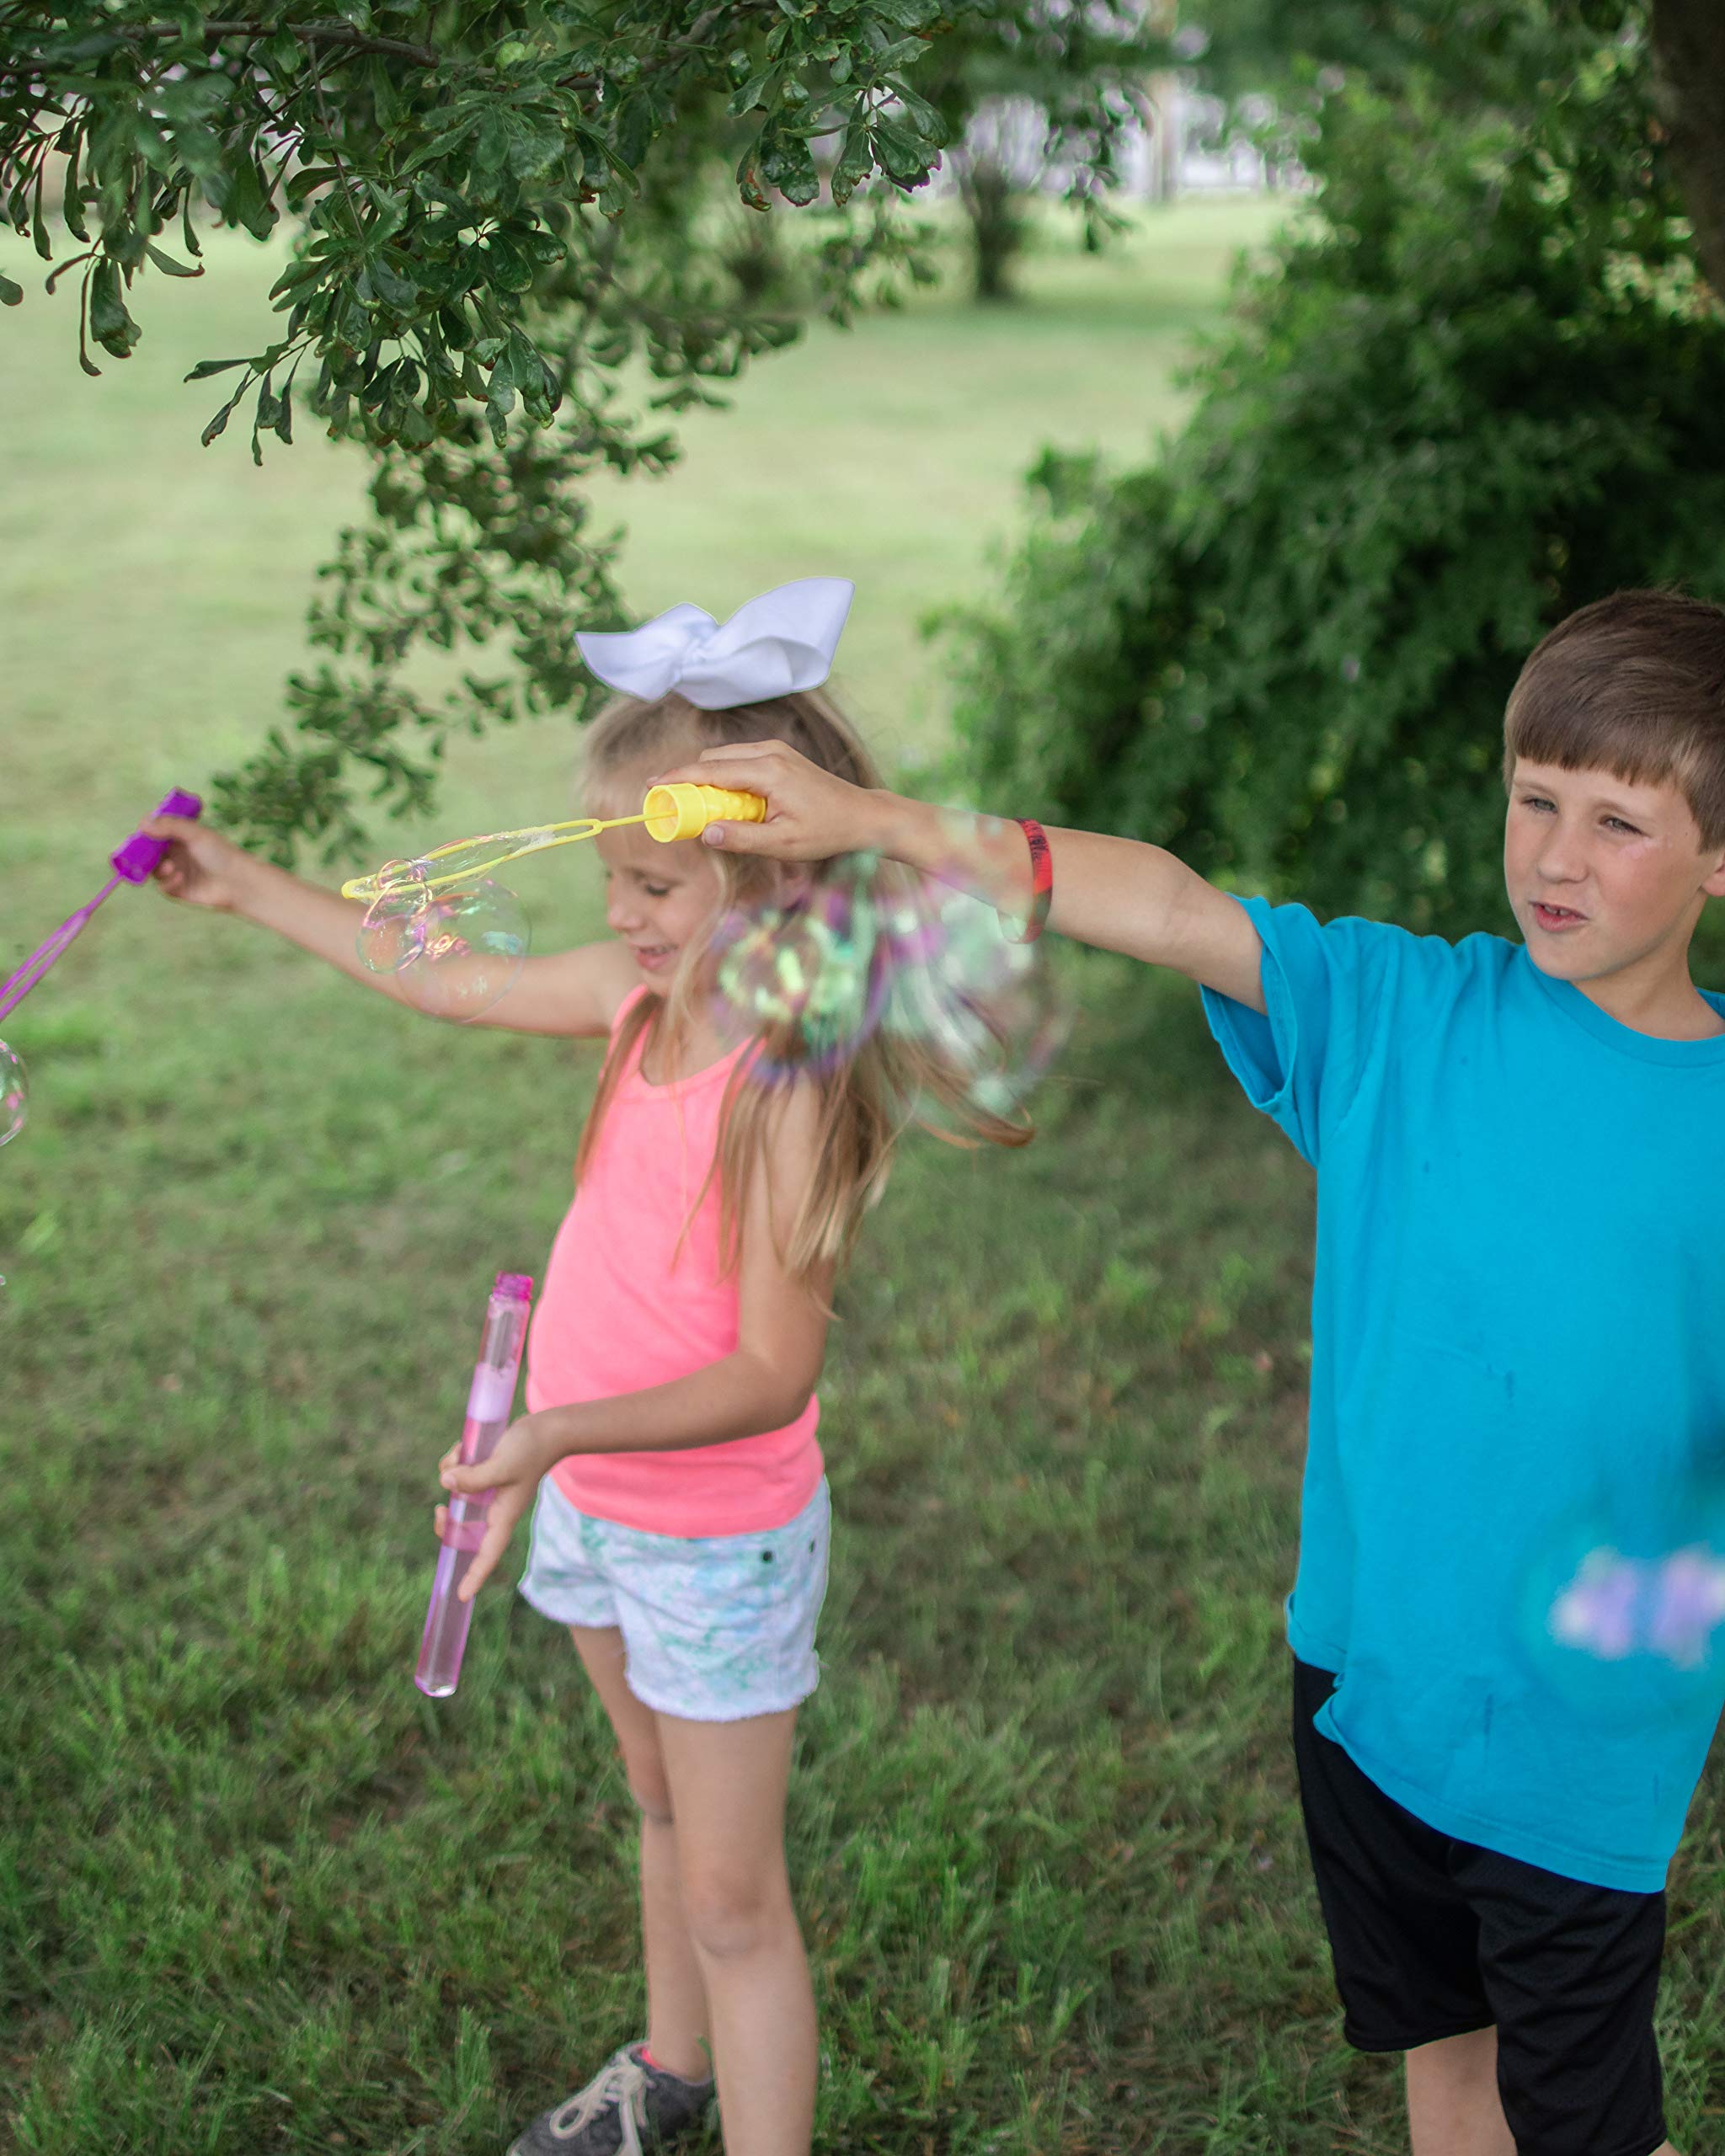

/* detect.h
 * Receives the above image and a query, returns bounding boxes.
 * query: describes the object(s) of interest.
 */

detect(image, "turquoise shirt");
[1204,897,1725,1891]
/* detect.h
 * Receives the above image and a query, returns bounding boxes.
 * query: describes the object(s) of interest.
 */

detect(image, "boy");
[661,588,1725,2154]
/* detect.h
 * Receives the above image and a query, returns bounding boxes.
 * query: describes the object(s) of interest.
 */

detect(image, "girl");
[145,581,1026,2156]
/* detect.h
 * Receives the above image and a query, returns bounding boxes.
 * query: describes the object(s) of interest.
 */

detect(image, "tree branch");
[0,19,441,76]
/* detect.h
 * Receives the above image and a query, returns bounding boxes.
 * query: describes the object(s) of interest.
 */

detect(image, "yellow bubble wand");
[339,784,767,904]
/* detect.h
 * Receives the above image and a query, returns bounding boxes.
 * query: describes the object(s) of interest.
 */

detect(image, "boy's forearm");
[865,792,1231,981]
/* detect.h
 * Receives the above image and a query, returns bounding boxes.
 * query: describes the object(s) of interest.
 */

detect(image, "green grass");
[7,199,1725,2154]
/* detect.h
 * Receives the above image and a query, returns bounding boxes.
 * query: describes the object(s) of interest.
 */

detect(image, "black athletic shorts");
[1291,1657,1668,2156]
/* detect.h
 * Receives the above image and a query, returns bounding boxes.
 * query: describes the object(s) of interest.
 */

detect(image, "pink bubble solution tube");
[415,1269,535,1699]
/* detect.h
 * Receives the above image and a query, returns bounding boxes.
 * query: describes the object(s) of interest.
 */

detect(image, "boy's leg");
[1404,2027,1514,2155]
[1466,1841,1671,2156]
[654,1705,815,2156]
[571,1623,713,2083]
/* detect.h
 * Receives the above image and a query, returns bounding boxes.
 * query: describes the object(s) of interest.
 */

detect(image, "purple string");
[0,873,123,1024]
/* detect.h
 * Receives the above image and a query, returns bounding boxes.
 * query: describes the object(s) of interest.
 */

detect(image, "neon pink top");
[526,989,824,1537]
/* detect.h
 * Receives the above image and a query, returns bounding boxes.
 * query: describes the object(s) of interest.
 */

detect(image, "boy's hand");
[435,1413,553,1603]
[653,740,892,862]
[144,816,262,915]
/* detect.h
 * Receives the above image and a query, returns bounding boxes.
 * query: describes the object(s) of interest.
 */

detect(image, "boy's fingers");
[142,815,200,839]
[701,819,776,853]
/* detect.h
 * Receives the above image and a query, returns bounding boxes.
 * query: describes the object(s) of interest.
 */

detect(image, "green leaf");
[88,260,142,358]
[507,114,564,180]
[184,356,254,382]
[886,79,948,147]
[146,242,205,280]
[200,382,248,447]
[0,273,21,307]
[872,119,933,183]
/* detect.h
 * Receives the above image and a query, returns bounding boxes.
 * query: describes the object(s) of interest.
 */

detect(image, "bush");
[945,40,1725,935]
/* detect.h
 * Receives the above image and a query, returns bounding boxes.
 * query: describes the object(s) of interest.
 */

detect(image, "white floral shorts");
[519,1476,830,1721]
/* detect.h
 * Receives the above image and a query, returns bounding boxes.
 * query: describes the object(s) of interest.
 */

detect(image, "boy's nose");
[1536,830,1589,883]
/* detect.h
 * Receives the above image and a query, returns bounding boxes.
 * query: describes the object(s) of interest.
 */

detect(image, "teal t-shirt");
[1203,897,1725,1891]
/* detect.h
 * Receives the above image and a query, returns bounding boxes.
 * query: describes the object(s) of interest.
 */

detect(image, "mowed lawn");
[5,196,1725,2156]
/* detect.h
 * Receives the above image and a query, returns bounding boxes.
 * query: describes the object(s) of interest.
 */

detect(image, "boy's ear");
[1702,850,1725,900]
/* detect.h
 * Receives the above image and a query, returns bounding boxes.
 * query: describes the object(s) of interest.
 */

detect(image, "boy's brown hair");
[1503,590,1725,844]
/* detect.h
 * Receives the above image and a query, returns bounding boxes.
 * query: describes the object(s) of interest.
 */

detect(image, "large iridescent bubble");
[0,1037,26,1147]
[708,840,1066,1120]
[356,867,528,1021]
[1519,1482,1725,1726]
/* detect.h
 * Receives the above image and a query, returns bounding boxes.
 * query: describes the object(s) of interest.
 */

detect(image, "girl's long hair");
[573,687,1032,1287]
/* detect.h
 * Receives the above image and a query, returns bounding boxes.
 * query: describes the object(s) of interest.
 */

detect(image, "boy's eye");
[1603,817,1641,835]
[1520,795,1554,813]
[643,883,672,899]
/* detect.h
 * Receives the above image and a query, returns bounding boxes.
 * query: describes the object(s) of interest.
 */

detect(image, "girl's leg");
[654,1706,814,2156]
[569,1625,712,2083]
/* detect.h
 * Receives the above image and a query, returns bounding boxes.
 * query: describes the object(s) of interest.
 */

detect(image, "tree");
[0,1,1141,857]
[909,2,1167,304]
[944,3,1725,935]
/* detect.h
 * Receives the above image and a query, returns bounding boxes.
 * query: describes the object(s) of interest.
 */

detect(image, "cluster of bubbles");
[1523,1487,1725,1724]
[356,863,530,1022]
[1549,1546,1725,1670]
[0,1038,26,1148]
[707,837,1065,1123]
[350,815,1065,1114]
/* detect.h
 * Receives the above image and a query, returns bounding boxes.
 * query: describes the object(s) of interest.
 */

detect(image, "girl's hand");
[435,1413,553,1603]
[652,739,893,862]
[143,815,262,915]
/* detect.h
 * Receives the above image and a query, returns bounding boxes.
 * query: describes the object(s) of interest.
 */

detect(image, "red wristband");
[1006,818,1051,944]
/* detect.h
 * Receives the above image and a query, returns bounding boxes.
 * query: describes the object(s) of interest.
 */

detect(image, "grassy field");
[6,198,1725,2156]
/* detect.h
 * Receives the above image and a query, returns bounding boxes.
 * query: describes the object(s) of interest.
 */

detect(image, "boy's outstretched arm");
[655,741,1268,1012]
[144,814,636,1037]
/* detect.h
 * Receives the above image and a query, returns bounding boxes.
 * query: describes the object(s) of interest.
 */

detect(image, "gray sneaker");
[508,2043,713,2156]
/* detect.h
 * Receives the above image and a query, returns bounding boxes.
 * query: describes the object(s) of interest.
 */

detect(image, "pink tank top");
[526,990,824,1537]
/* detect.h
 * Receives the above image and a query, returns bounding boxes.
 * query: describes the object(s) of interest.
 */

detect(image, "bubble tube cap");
[493,1272,535,1302]
[642,782,767,844]
[112,788,204,883]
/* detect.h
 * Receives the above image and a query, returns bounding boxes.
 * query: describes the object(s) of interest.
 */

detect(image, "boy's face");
[1503,759,1725,987]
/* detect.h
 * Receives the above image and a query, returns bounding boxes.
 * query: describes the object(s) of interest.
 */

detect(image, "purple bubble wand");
[0,789,203,1145]
[416,1269,536,1698]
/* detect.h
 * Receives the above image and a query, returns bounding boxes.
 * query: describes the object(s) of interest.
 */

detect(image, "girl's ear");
[771,862,815,905]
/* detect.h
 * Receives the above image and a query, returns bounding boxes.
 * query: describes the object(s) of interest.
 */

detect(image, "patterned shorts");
[519,1475,830,1721]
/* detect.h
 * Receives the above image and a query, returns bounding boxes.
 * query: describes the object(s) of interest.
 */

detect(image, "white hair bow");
[575,578,855,711]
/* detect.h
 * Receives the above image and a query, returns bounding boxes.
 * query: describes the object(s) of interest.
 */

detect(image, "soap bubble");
[355,862,527,1019]
[708,846,1066,1122]
[884,883,1066,1127]
[709,868,894,1080]
[0,1038,26,1147]
[1520,1483,1725,1726]
[358,860,434,974]
[393,878,529,1022]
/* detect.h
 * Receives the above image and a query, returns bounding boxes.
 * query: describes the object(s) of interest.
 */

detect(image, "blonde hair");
[573,687,1031,1286]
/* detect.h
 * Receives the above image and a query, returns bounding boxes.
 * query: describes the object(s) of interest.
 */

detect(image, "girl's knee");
[678,1860,794,1962]
[629,1774,674,1828]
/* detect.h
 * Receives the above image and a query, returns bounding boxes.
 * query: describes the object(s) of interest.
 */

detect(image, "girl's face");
[595,821,720,985]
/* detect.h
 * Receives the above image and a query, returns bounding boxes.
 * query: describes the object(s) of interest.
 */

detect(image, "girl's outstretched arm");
[439,1083,835,1600]
[651,742,1268,1012]
[145,814,638,1037]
